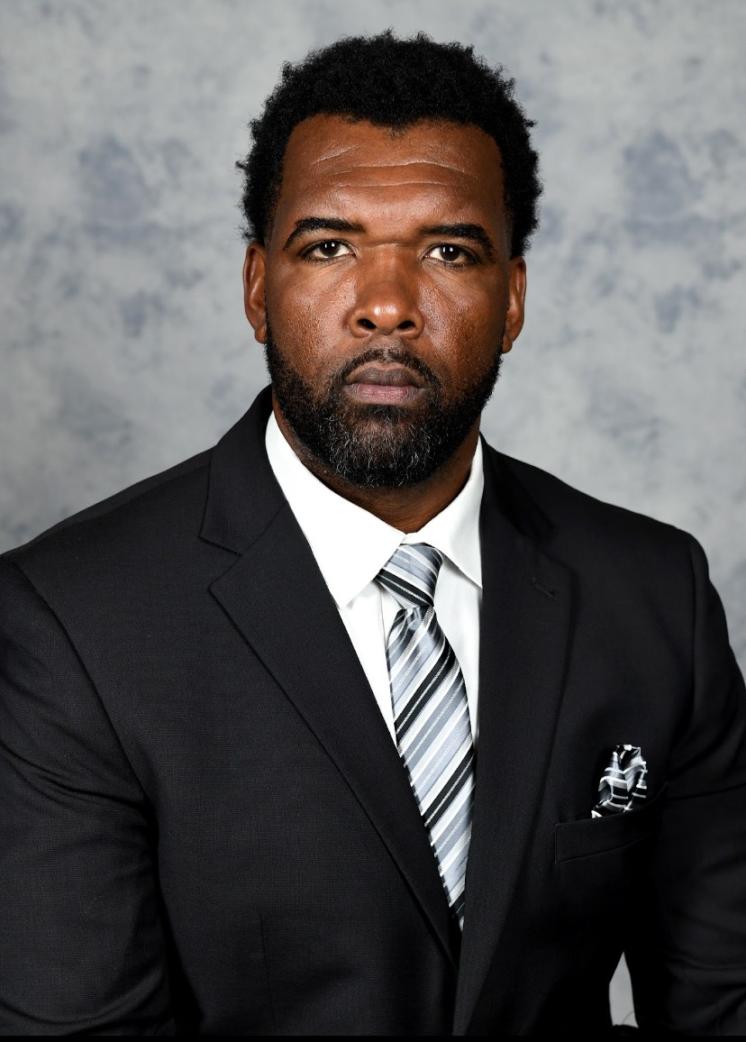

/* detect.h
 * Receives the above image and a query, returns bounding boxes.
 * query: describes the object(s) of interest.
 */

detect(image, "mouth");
[344,364,426,405]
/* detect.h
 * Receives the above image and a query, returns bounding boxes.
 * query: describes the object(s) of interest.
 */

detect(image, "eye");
[301,240,353,261]
[426,243,477,266]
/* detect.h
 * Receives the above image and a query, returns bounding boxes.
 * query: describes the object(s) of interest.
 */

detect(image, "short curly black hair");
[236,30,541,258]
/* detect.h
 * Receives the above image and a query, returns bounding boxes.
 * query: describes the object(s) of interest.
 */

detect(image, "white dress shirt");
[265,412,484,747]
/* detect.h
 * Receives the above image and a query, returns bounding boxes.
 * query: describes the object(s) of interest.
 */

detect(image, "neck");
[272,400,479,533]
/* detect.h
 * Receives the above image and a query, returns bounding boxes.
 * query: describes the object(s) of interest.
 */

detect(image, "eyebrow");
[282,217,497,260]
[283,217,363,251]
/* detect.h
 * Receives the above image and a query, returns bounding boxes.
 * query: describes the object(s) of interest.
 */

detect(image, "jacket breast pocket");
[554,783,667,864]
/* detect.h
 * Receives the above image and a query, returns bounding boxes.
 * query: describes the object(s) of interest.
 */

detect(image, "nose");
[348,253,424,339]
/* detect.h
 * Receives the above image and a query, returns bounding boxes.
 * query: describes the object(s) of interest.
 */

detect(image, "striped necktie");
[376,543,475,929]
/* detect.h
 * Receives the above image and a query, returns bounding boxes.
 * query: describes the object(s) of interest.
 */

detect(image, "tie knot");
[376,543,443,611]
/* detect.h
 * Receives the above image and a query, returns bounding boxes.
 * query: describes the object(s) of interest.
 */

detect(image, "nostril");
[358,318,377,330]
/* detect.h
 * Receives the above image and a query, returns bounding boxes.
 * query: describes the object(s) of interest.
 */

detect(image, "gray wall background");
[1,0,745,1027]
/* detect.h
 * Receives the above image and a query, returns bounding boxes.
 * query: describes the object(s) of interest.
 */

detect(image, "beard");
[264,320,503,488]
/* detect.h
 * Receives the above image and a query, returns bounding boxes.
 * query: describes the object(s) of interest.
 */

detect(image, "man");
[1,30,744,1036]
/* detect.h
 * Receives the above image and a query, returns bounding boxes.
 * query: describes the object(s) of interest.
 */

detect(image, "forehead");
[272,113,506,234]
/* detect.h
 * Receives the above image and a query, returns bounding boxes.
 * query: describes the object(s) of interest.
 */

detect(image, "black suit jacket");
[1,386,745,1035]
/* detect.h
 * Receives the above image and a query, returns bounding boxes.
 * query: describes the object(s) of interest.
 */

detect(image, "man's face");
[243,114,526,487]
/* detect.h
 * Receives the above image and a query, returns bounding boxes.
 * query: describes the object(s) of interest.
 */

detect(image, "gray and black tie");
[376,542,475,929]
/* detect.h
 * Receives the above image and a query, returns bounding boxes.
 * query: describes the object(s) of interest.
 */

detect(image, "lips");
[346,364,424,388]
[344,365,425,405]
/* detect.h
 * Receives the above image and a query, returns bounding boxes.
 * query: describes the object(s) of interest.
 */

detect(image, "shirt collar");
[265,411,483,608]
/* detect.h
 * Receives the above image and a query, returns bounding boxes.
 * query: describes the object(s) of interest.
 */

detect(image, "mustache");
[335,345,440,390]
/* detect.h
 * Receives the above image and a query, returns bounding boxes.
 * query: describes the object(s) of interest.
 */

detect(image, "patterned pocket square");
[591,744,648,818]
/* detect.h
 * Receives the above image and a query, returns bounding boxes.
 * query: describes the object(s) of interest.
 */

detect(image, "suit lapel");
[201,388,457,966]
[452,443,575,1033]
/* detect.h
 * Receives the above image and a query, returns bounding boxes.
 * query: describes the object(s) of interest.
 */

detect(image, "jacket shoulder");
[488,444,697,565]
[2,448,212,579]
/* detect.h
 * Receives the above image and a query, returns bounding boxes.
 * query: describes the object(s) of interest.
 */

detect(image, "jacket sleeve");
[0,558,174,1035]
[625,533,746,1034]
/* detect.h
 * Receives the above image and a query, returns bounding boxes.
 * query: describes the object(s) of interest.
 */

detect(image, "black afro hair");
[236,30,542,258]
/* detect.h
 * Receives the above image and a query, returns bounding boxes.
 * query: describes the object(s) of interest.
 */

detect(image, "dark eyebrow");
[283,217,497,261]
[283,217,365,251]
[419,223,497,262]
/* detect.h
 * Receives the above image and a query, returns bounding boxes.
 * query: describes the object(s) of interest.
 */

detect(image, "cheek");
[266,284,321,369]
[423,283,506,378]
[267,267,348,370]
[286,313,325,373]
[422,273,506,332]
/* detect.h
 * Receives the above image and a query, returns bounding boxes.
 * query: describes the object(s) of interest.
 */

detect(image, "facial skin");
[243,114,526,531]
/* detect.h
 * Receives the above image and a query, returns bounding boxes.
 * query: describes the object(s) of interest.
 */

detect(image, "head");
[238,30,541,489]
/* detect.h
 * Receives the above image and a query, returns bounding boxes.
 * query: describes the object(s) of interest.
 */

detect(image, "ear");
[501,257,527,354]
[243,242,267,344]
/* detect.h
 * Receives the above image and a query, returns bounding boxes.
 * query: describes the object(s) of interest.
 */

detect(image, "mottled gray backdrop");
[1,0,745,1026]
